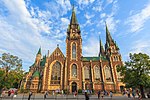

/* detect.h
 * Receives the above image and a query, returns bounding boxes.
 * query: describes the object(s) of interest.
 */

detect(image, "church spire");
[70,5,78,24]
[99,38,105,57]
[105,22,113,44]
[37,47,41,55]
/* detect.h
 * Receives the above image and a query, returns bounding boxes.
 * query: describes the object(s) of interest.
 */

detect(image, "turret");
[99,39,105,57]
[36,47,42,64]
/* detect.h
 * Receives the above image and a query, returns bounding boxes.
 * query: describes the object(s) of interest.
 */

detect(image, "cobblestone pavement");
[0,94,149,100]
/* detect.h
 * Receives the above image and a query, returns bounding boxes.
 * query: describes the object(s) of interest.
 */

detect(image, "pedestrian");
[52,90,55,96]
[132,89,135,99]
[110,91,113,99]
[127,90,130,98]
[44,90,48,99]
[97,90,100,99]
[85,92,89,100]
[28,91,32,100]
[8,90,11,96]
[61,90,64,96]
[11,90,14,97]
[74,91,77,97]
[101,91,104,100]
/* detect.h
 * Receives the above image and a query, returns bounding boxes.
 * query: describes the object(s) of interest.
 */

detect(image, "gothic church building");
[22,8,124,93]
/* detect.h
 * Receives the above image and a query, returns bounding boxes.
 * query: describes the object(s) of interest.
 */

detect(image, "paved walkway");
[0,94,149,100]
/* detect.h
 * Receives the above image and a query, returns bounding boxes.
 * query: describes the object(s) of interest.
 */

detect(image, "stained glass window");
[105,66,112,82]
[72,64,77,78]
[94,66,101,81]
[72,43,76,59]
[116,65,122,81]
[51,61,61,84]
[84,66,90,79]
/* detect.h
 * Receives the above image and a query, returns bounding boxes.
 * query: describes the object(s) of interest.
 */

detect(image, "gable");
[50,47,65,59]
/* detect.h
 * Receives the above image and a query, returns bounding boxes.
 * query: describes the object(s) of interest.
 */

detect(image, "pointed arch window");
[116,65,122,81]
[51,61,61,84]
[84,66,90,79]
[105,66,112,82]
[72,43,76,59]
[94,66,101,81]
[72,64,77,78]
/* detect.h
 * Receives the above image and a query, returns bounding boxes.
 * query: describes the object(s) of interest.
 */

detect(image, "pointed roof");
[37,47,41,55]
[70,5,78,24]
[32,70,40,78]
[105,22,113,43]
[50,46,65,58]
[40,55,46,66]
[99,39,105,56]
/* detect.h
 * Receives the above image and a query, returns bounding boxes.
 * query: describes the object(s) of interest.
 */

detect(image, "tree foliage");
[118,53,150,98]
[0,53,24,89]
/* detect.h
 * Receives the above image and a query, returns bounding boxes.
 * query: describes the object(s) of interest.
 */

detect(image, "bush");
[78,89,82,94]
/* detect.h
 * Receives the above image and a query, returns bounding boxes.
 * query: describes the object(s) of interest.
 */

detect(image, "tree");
[118,53,150,98]
[0,53,24,89]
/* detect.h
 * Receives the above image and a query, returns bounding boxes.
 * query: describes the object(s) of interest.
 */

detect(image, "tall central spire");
[70,5,78,24]
[37,47,41,55]
[105,22,113,43]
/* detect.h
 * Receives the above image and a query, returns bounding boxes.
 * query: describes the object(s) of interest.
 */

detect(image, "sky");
[0,0,150,71]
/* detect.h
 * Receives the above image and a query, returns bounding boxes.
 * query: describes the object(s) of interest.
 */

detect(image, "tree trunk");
[140,85,145,98]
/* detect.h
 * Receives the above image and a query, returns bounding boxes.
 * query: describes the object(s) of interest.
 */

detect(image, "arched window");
[84,66,90,79]
[94,66,101,81]
[72,64,77,78]
[51,61,61,84]
[72,43,76,59]
[105,66,112,82]
[116,65,122,81]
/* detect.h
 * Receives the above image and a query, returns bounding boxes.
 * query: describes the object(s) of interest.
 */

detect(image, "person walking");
[127,90,131,98]
[132,89,135,99]
[44,90,48,99]
[97,90,100,99]
[85,92,89,100]
[101,91,104,100]
[61,90,64,96]
[28,91,32,100]
[74,91,77,97]
[110,91,113,99]
[8,90,11,96]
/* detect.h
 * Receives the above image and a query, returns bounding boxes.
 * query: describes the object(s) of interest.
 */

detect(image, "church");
[22,7,124,93]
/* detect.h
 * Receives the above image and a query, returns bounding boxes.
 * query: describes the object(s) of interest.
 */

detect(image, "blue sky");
[0,0,150,71]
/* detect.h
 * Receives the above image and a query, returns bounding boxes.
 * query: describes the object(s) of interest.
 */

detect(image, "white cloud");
[84,13,95,20]
[83,37,99,56]
[106,17,120,33]
[92,1,102,12]
[129,40,150,55]
[78,0,95,5]
[0,0,67,71]
[107,0,113,4]
[126,2,150,33]
[100,13,106,18]
[44,0,71,18]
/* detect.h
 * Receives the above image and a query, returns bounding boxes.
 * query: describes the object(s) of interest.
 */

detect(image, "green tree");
[118,53,150,98]
[0,53,24,89]
[0,69,5,89]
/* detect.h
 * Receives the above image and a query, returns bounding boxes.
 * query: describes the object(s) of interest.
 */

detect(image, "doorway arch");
[72,82,77,93]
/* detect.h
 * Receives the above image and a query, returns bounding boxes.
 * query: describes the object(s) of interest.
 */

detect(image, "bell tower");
[66,6,82,61]
[65,6,82,92]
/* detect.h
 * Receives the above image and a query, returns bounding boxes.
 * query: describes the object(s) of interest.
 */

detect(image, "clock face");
[70,33,77,39]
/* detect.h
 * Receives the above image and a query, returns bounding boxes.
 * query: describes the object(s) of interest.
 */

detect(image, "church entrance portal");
[72,82,77,93]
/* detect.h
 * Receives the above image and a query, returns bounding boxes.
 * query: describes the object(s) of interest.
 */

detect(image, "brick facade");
[22,8,124,93]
